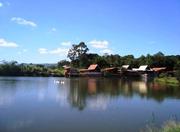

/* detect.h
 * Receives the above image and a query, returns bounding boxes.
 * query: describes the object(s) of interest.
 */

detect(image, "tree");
[146,54,153,66]
[95,56,109,68]
[152,52,166,67]
[174,61,180,82]
[57,60,70,67]
[67,42,89,67]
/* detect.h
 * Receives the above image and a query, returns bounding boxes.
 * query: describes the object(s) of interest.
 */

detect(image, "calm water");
[0,77,180,132]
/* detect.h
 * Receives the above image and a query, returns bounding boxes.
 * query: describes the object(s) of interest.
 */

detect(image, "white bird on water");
[60,80,65,84]
[54,80,65,84]
[54,80,60,84]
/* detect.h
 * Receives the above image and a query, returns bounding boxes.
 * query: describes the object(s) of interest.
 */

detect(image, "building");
[152,67,167,75]
[79,64,102,77]
[121,65,131,71]
[133,65,151,71]
[102,67,120,77]
[63,66,79,77]
[80,64,101,72]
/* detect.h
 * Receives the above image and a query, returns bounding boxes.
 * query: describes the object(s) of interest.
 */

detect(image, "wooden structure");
[63,66,79,77]
[123,65,154,78]
[132,65,151,71]
[102,67,121,77]
[79,64,102,77]
[121,65,131,71]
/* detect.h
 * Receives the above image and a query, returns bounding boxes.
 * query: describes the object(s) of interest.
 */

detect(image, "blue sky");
[0,0,180,63]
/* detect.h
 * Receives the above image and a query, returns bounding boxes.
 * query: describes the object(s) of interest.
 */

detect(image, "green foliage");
[142,121,180,132]
[174,61,180,82]
[67,43,180,70]
[159,73,168,78]
[0,61,63,77]
[68,50,179,70]
[67,42,89,68]
[57,60,70,67]
[0,47,180,76]
[162,121,180,132]
[66,42,180,69]
[94,56,109,68]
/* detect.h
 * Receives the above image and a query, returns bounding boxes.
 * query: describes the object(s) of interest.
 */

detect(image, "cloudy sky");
[0,0,180,63]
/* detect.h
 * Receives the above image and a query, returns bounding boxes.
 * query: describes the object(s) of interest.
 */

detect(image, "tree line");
[58,42,180,71]
[0,41,180,77]
[0,61,63,76]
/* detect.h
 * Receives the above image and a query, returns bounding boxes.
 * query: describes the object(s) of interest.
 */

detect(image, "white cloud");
[89,40,109,49]
[0,38,18,48]
[49,48,68,55]
[61,41,71,46]
[11,17,37,27]
[100,49,112,54]
[38,48,48,54]
[0,2,3,7]
[88,39,113,54]
[38,48,68,55]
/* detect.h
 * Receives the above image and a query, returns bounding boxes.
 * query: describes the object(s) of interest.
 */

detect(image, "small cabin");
[133,65,151,71]
[102,67,119,74]
[152,67,167,74]
[121,65,131,71]
[63,66,79,77]
[80,64,101,73]
[79,64,102,77]
[102,67,120,77]
[88,64,101,72]
[138,65,151,71]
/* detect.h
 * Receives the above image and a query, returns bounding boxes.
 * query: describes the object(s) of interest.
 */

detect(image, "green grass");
[141,120,180,132]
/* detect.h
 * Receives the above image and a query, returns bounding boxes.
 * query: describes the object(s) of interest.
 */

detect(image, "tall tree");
[67,42,89,67]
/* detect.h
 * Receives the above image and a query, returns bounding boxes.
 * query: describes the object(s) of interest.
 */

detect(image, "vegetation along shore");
[0,42,180,82]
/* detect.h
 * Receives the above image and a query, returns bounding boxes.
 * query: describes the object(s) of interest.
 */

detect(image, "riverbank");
[142,120,180,132]
[155,77,179,86]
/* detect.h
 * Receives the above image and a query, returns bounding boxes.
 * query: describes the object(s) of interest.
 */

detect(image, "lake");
[0,77,180,132]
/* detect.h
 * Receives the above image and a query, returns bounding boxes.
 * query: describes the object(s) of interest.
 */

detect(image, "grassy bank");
[155,77,179,86]
[142,120,180,132]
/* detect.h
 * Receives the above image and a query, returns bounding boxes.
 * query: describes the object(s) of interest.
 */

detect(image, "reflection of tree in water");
[146,82,180,102]
[68,78,180,110]
[0,79,19,106]
[68,79,88,110]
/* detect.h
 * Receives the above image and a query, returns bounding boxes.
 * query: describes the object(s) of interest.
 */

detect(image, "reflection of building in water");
[87,95,110,110]
[67,78,180,110]
[132,82,148,95]
[88,79,97,94]
[68,78,122,110]
[150,82,166,91]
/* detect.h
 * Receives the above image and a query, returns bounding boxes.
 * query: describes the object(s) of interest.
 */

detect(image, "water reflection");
[55,78,180,110]
[0,77,180,110]
[0,79,18,106]
[0,77,180,132]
